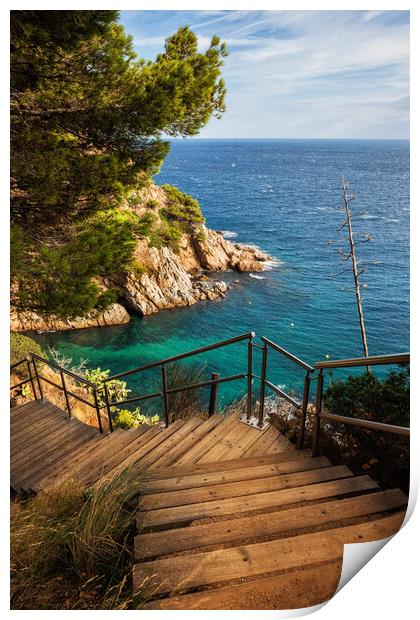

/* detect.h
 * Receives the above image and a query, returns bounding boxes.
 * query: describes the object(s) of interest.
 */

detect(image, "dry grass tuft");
[11,472,145,609]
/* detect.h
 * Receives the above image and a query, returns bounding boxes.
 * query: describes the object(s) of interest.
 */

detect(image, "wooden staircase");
[11,399,407,610]
[134,454,406,609]
[10,399,291,495]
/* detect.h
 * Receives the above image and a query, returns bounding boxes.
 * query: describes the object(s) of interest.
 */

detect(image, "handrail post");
[93,388,103,434]
[31,356,44,400]
[60,369,71,418]
[297,371,311,449]
[312,370,324,457]
[258,343,268,428]
[208,373,219,417]
[247,336,253,421]
[26,358,37,400]
[161,365,170,427]
[104,384,113,433]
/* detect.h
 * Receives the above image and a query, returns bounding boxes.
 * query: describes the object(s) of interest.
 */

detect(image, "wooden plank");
[67,420,187,489]
[31,430,125,492]
[196,421,259,463]
[151,416,223,468]
[141,456,331,494]
[215,424,283,462]
[88,424,167,484]
[147,449,311,480]
[11,408,68,447]
[13,430,98,491]
[139,475,378,530]
[141,561,342,609]
[133,512,405,595]
[11,421,96,469]
[173,414,240,466]
[135,489,407,559]
[139,418,204,468]
[37,423,163,489]
[242,425,291,457]
[10,401,51,427]
[80,424,156,486]
[141,461,341,510]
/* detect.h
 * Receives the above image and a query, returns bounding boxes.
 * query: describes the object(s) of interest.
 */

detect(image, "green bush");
[161,184,205,226]
[10,333,43,367]
[269,366,409,493]
[113,408,160,429]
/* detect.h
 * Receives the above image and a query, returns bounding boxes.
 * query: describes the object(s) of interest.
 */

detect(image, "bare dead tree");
[329,176,374,360]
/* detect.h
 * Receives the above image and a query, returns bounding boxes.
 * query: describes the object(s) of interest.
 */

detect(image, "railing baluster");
[93,388,103,434]
[60,369,71,418]
[31,356,44,400]
[297,371,311,450]
[312,370,324,457]
[258,344,268,428]
[26,358,37,400]
[247,336,253,421]
[208,373,219,417]
[161,365,170,427]
[104,384,113,433]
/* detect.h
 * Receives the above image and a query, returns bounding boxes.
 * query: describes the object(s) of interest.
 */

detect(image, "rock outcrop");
[10,303,130,333]
[11,184,272,332]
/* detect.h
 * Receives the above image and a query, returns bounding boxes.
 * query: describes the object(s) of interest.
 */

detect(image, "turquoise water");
[32,139,409,411]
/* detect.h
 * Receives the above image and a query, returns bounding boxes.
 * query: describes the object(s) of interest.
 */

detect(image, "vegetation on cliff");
[11,10,227,319]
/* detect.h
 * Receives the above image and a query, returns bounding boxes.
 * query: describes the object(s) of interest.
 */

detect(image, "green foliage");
[113,408,159,429]
[134,211,157,237]
[11,473,143,609]
[270,366,409,492]
[11,11,227,318]
[11,211,137,318]
[10,333,43,367]
[83,367,130,409]
[161,184,205,227]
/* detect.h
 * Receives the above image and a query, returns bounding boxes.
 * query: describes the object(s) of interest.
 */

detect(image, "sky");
[120,10,410,139]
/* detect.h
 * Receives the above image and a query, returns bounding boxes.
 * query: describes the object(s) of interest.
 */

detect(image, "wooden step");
[139,474,378,530]
[35,425,152,490]
[11,419,96,470]
[150,415,224,468]
[141,561,343,609]
[142,455,331,494]
[242,425,292,457]
[13,429,99,491]
[11,406,68,446]
[133,512,405,595]
[30,430,125,492]
[140,459,338,510]
[196,420,263,463]
[10,400,52,429]
[147,449,311,480]
[173,413,240,465]
[135,489,407,559]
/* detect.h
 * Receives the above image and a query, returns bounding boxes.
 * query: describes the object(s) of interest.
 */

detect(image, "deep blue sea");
[32,139,409,411]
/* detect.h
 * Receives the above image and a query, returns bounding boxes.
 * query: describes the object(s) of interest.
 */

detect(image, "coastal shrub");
[161,184,205,227]
[83,367,130,410]
[11,473,143,609]
[10,333,43,371]
[135,211,157,237]
[113,408,160,429]
[270,366,409,493]
[11,210,136,319]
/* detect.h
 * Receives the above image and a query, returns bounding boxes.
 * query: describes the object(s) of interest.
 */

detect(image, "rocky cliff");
[11,184,271,332]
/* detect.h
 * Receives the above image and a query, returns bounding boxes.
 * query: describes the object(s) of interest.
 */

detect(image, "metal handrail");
[315,352,409,369]
[102,333,255,429]
[262,337,315,372]
[104,332,255,382]
[312,352,410,456]
[10,353,104,433]
[258,338,314,447]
